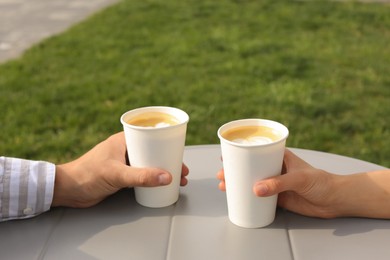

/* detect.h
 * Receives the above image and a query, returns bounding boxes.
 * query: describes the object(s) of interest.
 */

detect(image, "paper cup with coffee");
[218,119,289,228]
[121,106,189,208]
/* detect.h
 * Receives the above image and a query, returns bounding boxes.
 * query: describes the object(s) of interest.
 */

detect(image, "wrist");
[52,163,83,208]
[52,164,67,207]
[329,174,355,218]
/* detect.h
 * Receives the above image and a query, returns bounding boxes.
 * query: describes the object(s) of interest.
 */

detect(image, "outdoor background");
[0,0,389,167]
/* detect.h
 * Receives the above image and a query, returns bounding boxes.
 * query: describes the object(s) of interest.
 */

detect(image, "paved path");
[0,0,119,64]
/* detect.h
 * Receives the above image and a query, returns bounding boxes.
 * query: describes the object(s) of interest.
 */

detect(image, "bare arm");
[327,170,390,218]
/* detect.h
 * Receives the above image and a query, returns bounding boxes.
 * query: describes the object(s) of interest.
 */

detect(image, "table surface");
[1,145,389,260]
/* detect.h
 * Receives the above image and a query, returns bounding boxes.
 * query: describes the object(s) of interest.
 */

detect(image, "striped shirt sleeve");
[0,156,55,221]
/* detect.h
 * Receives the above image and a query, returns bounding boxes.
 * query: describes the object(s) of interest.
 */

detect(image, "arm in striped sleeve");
[0,156,55,221]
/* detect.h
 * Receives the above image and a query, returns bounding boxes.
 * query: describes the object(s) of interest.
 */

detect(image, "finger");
[180,176,188,186]
[181,163,189,177]
[179,164,189,186]
[216,169,226,191]
[216,169,225,181]
[114,164,173,188]
[253,171,306,197]
[218,181,226,191]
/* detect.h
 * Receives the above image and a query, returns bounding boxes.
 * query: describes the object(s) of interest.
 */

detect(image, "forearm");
[333,170,390,219]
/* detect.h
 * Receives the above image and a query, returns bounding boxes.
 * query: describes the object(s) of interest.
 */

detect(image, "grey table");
[1,145,389,260]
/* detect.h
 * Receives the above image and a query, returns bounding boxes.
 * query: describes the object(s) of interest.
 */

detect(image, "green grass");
[0,0,389,167]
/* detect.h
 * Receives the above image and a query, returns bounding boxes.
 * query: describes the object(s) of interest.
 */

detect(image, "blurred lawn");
[0,0,389,167]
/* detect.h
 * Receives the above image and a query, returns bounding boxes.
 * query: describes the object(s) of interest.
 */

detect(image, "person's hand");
[256,149,390,219]
[217,149,342,218]
[217,149,338,218]
[252,149,338,218]
[52,132,189,208]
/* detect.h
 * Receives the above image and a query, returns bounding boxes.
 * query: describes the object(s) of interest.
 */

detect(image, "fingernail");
[254,183,268,196]
[158,173,171,185]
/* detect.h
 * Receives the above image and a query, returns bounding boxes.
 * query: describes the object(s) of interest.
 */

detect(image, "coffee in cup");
[221,125,284,145]
[126,111,180,128]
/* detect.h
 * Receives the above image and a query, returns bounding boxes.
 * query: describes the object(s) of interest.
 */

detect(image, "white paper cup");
[120,106,189,208]
[218,119,289,228]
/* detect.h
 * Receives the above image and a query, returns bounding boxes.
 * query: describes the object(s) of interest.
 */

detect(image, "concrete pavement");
[0,0,119,64]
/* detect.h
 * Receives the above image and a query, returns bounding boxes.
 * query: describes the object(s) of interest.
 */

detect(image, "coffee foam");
[126,111,180,128]
[232,136,273,145]
[155,122,173,128]
[137,122,175,128]
[221,125,283,145]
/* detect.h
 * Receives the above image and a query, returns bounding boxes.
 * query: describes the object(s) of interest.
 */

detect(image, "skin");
[217,149,390,219]
[52,132,189,208]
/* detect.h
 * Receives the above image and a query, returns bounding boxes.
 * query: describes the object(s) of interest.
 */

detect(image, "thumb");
[253,172,302,197]
[114,164,173,188]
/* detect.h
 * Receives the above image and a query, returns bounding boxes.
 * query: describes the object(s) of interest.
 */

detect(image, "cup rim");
[217,118,289,147]
[120,106,189,130]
